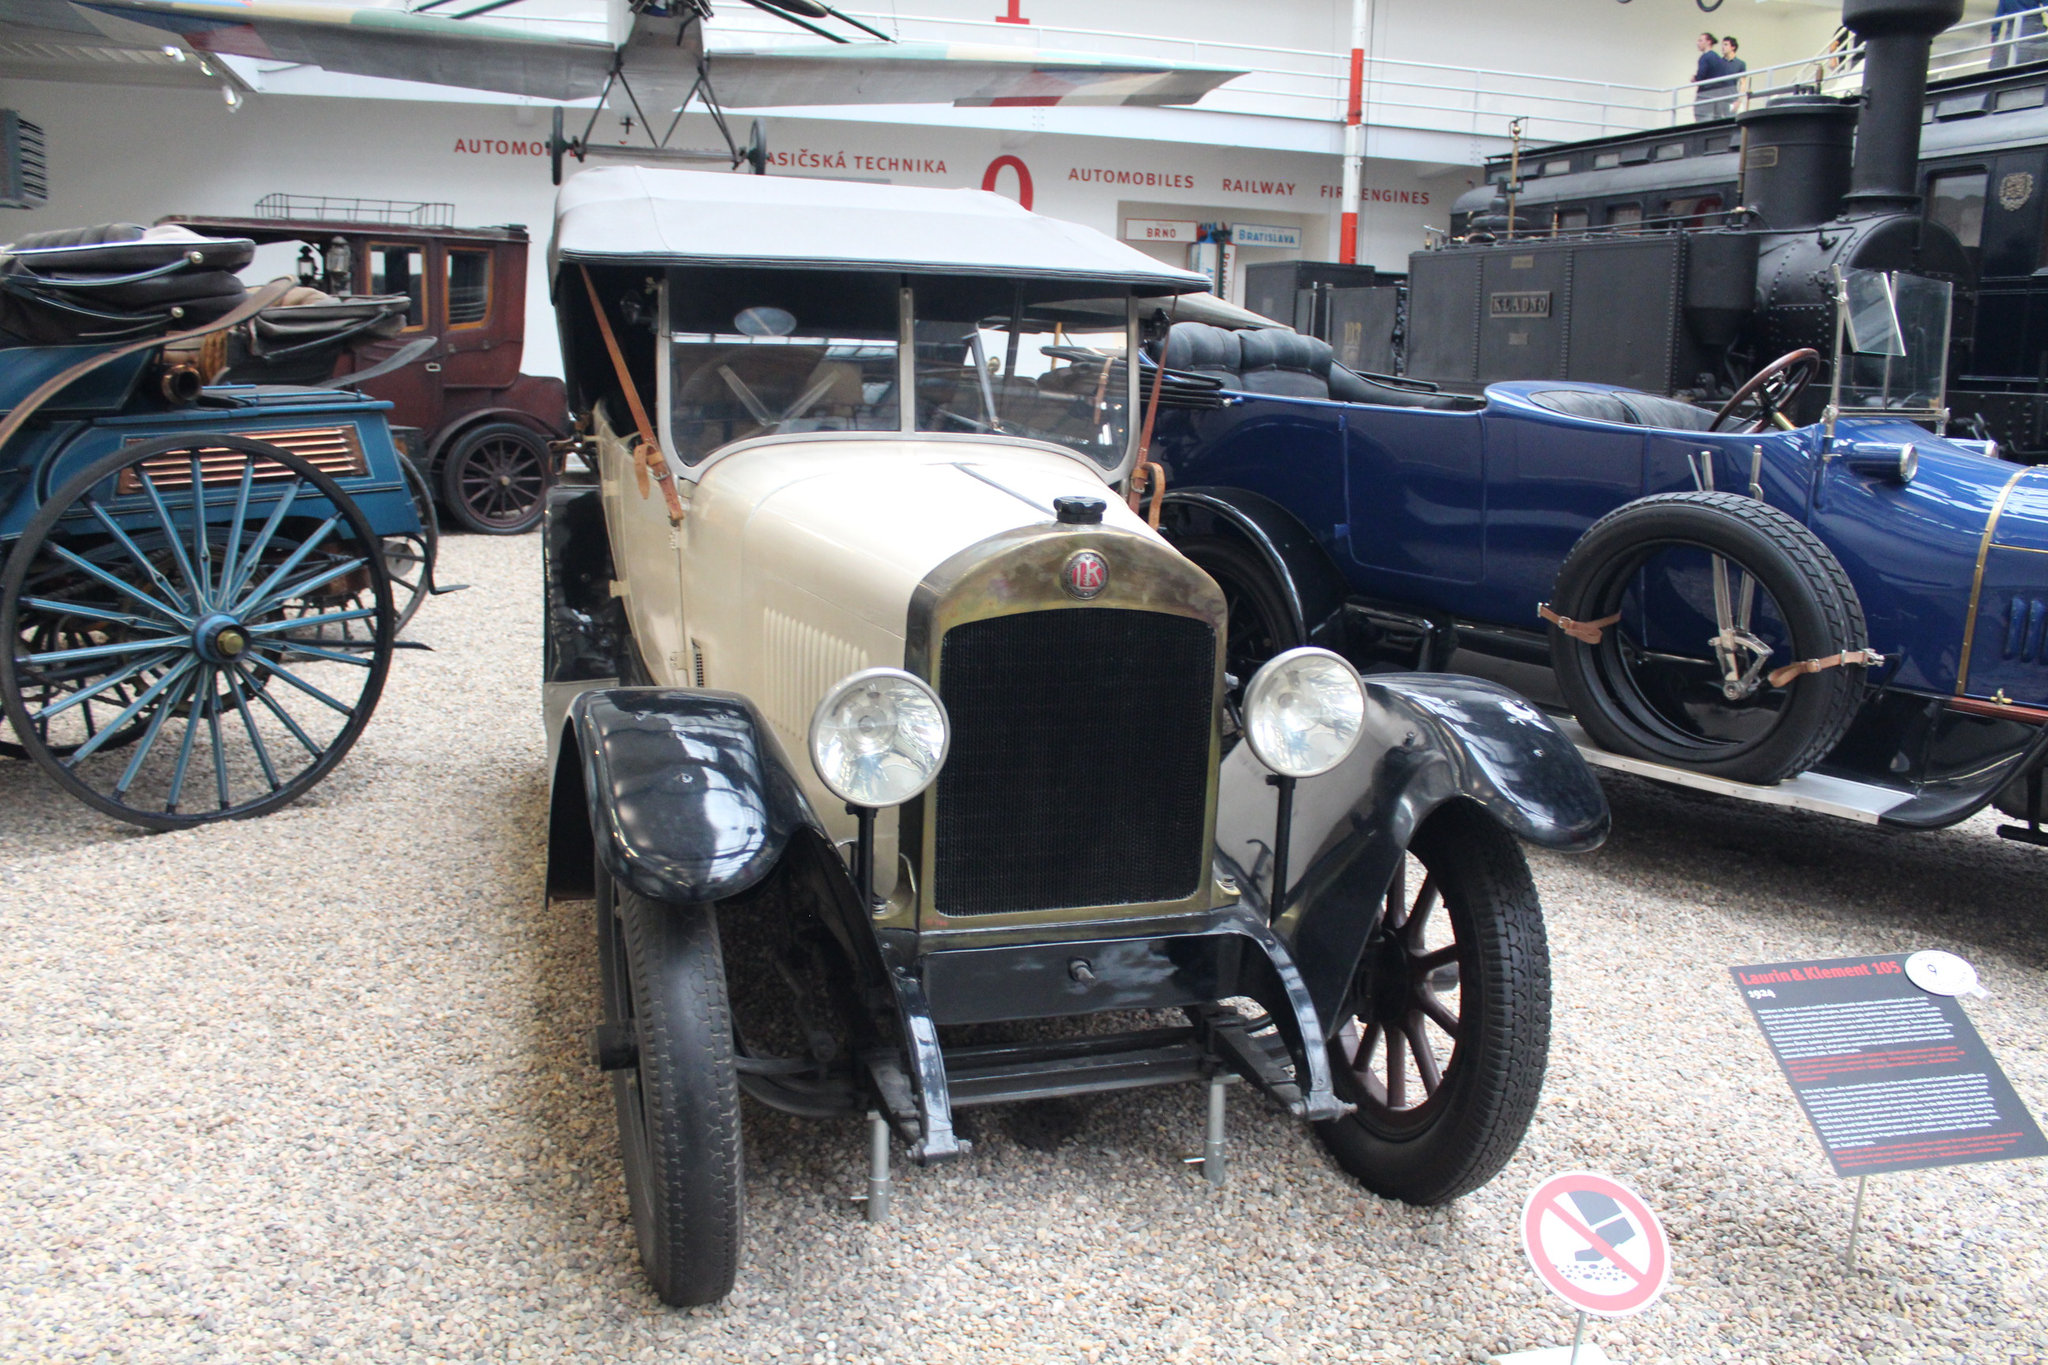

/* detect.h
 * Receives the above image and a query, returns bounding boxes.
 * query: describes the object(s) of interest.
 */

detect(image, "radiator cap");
[1055,496,1105,524]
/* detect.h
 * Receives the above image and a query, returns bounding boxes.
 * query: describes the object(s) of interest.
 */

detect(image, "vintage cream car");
[538,166,1608,1307]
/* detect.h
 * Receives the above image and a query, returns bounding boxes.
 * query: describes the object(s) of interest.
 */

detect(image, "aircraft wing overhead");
[23,0,618,100]
[707,42,1245,109]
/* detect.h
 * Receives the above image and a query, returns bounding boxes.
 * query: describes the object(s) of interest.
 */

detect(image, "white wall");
[1,78,1460,369]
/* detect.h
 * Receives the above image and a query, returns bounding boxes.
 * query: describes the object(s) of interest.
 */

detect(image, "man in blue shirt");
[1994,0,2047,69]
[1693,31,1730,121]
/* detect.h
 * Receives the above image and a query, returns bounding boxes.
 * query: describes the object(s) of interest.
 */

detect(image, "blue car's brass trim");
[1960,465,2033,695]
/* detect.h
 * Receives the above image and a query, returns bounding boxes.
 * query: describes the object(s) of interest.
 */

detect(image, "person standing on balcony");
[1993,0,2048,70]
[1692,31,1728,122]
[1709,36,1747,118]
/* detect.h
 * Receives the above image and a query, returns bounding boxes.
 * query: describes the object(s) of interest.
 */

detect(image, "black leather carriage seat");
[0,222,254,346]
[1162,319,1479,411]
[1528,387,1720,431]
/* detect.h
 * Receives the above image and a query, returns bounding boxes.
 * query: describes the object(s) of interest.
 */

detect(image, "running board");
[1551,716,1915,824]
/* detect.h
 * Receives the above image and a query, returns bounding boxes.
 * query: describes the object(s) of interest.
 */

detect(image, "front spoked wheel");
[1314,803,1551,1206]
[0,435,395,829]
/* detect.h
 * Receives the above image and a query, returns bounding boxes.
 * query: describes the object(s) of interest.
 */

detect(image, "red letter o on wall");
[982,155,1034,210]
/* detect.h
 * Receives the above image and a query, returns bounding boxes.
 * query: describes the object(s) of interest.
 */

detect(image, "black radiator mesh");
[933,607,1215,916]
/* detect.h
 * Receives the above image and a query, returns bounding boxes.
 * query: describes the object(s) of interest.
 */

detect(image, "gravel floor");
[4,530,2047,1365]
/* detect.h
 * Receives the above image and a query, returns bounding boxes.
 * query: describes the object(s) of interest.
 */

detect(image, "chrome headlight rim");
[1242,645,1367,779]
[807,665,951,809]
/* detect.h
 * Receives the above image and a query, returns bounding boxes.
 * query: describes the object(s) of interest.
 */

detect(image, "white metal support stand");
[864,1110,892,1223]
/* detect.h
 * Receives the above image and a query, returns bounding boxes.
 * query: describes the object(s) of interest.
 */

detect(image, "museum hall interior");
[2,2,2046,1362]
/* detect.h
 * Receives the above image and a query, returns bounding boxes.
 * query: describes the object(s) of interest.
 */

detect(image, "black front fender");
[546,688,827,904]
[1215,674,1609,1029]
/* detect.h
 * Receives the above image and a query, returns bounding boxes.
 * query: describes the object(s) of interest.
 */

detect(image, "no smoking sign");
[1521,1173,1670,1317]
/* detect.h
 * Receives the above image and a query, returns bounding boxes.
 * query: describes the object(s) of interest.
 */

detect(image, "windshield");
[1834,267,1951,414]
[911,281,1133,469]
[667,268,901,465]
[665,270,1137,469]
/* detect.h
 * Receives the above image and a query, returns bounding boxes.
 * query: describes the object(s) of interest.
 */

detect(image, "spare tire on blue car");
[1545,491,1870,786]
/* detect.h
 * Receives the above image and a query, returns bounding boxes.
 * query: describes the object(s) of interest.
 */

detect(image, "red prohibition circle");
[1520,1172,1670,1317]
[982,154,1034,210]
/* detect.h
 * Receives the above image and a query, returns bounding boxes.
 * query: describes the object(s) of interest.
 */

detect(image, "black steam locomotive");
[1408,0,2048,459]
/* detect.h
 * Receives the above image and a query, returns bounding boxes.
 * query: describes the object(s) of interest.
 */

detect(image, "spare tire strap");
[1767,649,1883,689]
[579,265,685,527]
[1538,603,1623,645]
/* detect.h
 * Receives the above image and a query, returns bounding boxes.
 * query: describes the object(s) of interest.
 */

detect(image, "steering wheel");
[1710,348,1821,433]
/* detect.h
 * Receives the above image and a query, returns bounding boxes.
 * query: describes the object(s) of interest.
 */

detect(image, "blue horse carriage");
[1145,266,2048,843]
[0,222,429,829]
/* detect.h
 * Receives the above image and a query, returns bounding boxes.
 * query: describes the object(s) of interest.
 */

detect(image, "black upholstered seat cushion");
[1162,321,1241,384]
[1528,388,1720,430]
[1329,364,1484,411]
[1236,329,1331,399]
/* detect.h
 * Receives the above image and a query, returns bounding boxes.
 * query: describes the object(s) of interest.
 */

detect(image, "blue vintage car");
[1148,269,2048,839]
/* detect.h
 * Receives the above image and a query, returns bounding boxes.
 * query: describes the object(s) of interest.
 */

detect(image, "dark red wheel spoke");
[1417,985,1459,1037]
[1404,876,1440,944]
[1404,1015,1442,1095]
[1385,1026,1407,1108]
[1413,942,1459,973]
[1383,860,1409,931]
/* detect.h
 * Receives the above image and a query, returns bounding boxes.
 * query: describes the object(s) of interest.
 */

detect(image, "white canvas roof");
[552,166,1211,294]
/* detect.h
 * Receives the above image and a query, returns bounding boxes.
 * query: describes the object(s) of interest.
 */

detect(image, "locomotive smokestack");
[1841,0,1965,214]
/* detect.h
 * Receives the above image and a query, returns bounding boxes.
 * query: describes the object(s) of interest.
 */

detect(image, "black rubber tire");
[385,452,438,636]
[1177,535,1300,686]
[597,863,743,1307]
[1314,802,1550,1206]
[1548,491,1868,785]
[437,421,551,536]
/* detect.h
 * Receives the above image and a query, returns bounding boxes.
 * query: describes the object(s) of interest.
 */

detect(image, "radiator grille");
[118,427,366,492]
[933,607,1215,917]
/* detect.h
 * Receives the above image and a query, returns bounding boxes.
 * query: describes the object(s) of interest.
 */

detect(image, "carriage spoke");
[218,459,256,593]
[233,660,323,758]
[1383,860,1409,931]
[266,640,376,668]
[251,657,358,716]
[206,684,230,811]
[50,542,189,626]
[113,667,198,797]
[1414,942,1459,974]
[246,606,380,636]
[137,471,206,608]
[85,499,193,617]
[244,551,369,618]
[226,670,282,792]
[164,667,212,813]
[233,512,341,616]
[61,656,196,767]
[1353,1020,1383,1077]
[224,480,302,604]
[22,635,185,666]
[32,650,179,723]
[20,596,168,632]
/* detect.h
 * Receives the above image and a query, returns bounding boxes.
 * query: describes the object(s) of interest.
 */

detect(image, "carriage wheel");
[0,435,395,829]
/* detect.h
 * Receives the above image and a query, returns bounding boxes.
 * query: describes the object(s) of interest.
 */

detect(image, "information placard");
[1731,955,2047,1176]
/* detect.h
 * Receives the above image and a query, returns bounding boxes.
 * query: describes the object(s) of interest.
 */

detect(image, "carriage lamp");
[809,667,950,910]
[1241,648,1368,921]
[1843,440,1918,484]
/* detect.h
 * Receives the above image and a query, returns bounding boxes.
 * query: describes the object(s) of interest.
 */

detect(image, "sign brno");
[1521,1172,1670,1317]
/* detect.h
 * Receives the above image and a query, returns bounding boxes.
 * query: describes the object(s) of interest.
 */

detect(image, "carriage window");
[368,244,424,329]
[665,267,900,465]
[1667,194,1725,227]
[446,249,490,327]
[1607,203,1643,231]
[911,278,1132,469]
[1927,170,1985,250]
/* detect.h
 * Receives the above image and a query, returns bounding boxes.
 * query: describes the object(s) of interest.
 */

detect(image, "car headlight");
[1242,647,1367,778]
[808,667,950,808]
